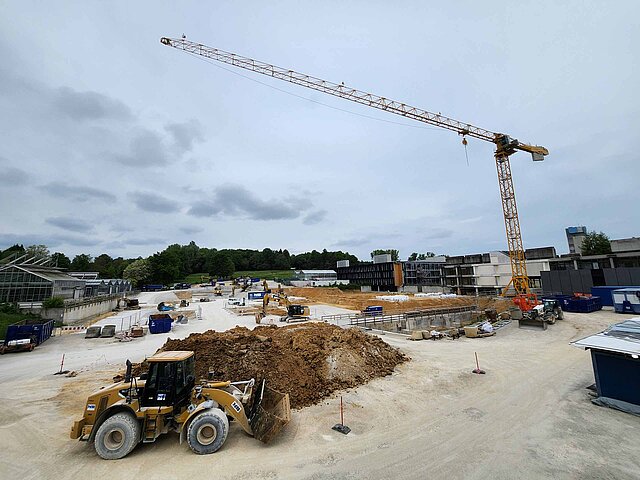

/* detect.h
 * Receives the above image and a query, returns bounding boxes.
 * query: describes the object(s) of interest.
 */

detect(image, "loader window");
[143,362,175,406]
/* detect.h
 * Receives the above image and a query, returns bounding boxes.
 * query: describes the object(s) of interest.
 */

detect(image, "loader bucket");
[249,380,291,443]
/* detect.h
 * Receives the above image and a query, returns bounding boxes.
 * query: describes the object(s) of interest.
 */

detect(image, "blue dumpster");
[148,314,173,334]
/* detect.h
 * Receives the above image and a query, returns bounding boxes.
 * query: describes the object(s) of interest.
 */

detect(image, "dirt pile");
[289,287,511,314]
[154,323,408,409]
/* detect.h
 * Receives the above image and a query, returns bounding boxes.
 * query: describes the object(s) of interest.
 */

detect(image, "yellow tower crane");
[160,37,548,302]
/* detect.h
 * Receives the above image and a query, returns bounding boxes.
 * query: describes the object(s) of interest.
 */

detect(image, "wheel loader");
[70,351,291,460]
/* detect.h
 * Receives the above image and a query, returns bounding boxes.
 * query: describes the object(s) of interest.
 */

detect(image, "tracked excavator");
[71,351,290,460]
[255,293,310,323]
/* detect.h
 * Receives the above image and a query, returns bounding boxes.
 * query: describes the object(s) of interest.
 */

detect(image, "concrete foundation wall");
[63,297,120,324]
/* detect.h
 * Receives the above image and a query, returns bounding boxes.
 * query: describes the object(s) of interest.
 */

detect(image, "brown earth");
[288,287,511,314]
[143,322,408,409]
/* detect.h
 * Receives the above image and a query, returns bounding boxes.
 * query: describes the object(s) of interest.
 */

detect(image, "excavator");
[70,351,290,460]
[255,293,310,323]
[279,294,310,323]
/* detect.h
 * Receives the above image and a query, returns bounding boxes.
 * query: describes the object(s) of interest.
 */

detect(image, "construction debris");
[142,323,408,409]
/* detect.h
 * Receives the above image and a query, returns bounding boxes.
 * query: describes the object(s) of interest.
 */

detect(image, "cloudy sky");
[1,1,638,261]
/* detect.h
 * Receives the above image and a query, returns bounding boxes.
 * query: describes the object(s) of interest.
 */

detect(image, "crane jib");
[160,36,549,297]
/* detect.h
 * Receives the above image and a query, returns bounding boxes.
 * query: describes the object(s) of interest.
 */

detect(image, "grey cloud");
[165,119,204,153]
[127,238,164,246]
[114,131,170,167]
[187,184,309,221]
[181,226,204,235]
[332,238,371,248]
[4,167,31,186]
[110,224,135,233]
[0,232,98,249]
[421,229,453,240]
[45,216,94,233]
[41,182,117,202]
[53,86,132,121]
[188,200,223,218]
[303,210,327,225]
[129,191,180,213]
[51,234,99,247]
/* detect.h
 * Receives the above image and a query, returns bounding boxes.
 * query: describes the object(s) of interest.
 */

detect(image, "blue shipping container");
[4,318,54,345]
[148,314,173,334]
[592,286,638,307]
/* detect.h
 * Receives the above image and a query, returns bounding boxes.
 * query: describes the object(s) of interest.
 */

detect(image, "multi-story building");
[444,247,556,295]
[566,226,588,254]
[337,257,403,292]
[402,257,446,290]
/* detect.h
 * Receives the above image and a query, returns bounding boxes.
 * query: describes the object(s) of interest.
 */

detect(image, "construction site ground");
[0,289,639,479]
[288,287,512,315]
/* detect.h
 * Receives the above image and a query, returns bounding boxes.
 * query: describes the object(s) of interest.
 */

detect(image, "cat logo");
[231,401,242,413]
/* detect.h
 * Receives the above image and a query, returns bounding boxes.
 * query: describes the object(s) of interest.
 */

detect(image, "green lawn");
[183,273,211,284]
[233,270,294,280]
[182,270,294,284]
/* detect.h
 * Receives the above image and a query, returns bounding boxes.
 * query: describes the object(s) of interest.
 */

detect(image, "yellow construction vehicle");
[255,293,272,323]
[279,294,310,323]
[214,285,223,296]
[262,279,270,292]
[70,351,290,460]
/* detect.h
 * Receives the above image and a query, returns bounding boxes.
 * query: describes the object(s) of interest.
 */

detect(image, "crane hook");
[462,136,469,166]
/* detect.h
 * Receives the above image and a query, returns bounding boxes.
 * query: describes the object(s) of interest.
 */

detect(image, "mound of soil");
[153,323,408,409]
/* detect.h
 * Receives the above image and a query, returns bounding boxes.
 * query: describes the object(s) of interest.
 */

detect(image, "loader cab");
[142,351,196,409]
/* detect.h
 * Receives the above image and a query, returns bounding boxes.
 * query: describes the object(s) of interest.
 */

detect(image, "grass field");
[182,270,294,284]
[234,270,294,280]
[183,273,211,284]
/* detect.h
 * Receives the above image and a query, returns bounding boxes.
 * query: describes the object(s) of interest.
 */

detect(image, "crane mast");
[161,37,548,296]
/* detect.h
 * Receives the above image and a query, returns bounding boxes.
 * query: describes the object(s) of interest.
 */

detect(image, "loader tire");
[187,409,229,455]
[94,412,140,460]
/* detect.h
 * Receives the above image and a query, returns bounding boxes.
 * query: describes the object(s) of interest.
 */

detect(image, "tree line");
[0,242,359,287]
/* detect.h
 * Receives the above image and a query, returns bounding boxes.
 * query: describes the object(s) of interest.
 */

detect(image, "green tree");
[70,254,93,271]
[1,244,25,261]
[123,258,152,287]
[581,231,612,256]
[208,252,235,278]
[26,244,50,259]
[51,252,71,269]
[93,254,114,277]
[149,248,181,285]
[43,296,65,308]
[370,249,399,261]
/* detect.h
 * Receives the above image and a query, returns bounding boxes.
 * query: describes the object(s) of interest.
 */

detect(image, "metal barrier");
[344,305,477,332]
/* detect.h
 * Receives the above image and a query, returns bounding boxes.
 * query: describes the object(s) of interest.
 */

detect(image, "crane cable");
[462,136,469,166]
[180,49,446,133]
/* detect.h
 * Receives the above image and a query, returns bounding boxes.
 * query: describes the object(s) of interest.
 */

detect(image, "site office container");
[248,291,266,300]
[148,314,173,334]
[4,318,54,345]
[613,288,640,314]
